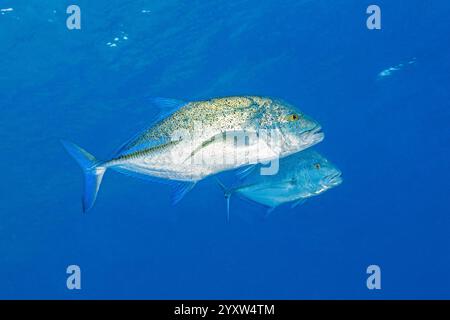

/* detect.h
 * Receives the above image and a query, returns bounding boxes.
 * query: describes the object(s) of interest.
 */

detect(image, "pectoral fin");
[182,130,263,164]
[183,134,223,163]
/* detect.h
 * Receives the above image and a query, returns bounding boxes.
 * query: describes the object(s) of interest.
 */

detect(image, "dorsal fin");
[149,97,186,109]
[148,97,187,122]
[113,97,187,156]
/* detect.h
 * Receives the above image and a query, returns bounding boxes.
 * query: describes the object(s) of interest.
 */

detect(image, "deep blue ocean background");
[1,0,449,299]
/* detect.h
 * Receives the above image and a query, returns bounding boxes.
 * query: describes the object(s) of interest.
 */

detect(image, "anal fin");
[291,199,307,209]
[171,181,196,205]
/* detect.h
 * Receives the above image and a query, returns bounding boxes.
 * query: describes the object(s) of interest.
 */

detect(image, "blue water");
[1,0,449,299]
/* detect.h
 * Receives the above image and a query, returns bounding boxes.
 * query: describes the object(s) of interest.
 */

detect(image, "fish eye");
[314,163,321,169]
[286,113,299,121]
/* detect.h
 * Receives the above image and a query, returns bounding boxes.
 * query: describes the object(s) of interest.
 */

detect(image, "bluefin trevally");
[62,96,324,212]
[217,149,342,219]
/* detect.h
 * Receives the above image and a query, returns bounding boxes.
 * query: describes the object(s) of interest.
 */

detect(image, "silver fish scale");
[124,96,274,151]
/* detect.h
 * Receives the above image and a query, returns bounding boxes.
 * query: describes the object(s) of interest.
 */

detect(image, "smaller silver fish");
[217,149,342,219]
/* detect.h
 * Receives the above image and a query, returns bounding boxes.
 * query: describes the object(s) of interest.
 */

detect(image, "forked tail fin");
[61,140,106,213]
[215,178,233,222]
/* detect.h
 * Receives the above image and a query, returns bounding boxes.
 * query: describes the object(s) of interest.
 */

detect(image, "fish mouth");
[325,171,343,187]
[302,125,324,145]
[306,125,322,135]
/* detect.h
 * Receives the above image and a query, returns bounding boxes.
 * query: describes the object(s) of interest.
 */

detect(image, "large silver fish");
[217,149,342,219]
[62,96,323,212]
